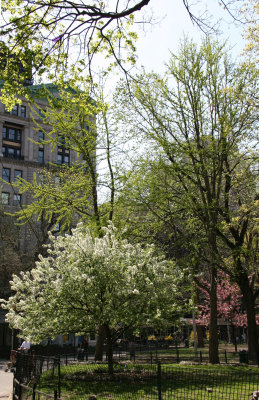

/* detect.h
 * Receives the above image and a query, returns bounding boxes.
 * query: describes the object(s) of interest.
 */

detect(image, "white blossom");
[1,223,185,343]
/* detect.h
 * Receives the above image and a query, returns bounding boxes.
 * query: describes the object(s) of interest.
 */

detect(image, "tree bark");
[227,322,231,344]
[105,324,114,375]
[238,275,259,363]
[95,325,105,361]
[209,266,219,363]
[197,325,204,348]
[232,325,237,352]
[192,310,198,359]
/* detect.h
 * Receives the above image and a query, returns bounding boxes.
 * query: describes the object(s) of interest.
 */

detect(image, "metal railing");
[12,352,259,400]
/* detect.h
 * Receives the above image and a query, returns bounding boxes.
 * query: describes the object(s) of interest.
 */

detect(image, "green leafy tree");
[1,223,184,374]
[114,155,219,350]
[0,0,245,104]
[12,82,114,233]
[9,80,134,359]
[241,0,259,58]
[115,38,258,362]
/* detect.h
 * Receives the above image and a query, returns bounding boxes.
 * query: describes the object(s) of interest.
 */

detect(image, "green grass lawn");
[37,362,259,400]
[132,345,246,365]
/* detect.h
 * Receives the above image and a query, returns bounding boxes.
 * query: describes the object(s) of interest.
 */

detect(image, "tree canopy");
[1,222,185,371]
[9,81,129,237]
[0,0,245,91]
[114,37,258,362]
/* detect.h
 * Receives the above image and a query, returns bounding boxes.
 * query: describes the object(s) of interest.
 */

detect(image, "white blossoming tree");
[2,223,184,373]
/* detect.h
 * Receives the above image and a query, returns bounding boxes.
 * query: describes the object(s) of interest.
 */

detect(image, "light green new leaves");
[0,0,142,105]
[8,82,101,231]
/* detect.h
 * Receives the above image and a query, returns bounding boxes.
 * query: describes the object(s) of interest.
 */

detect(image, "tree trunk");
[105,324,114,375]
[209,266,219,363]
[232,325,237,352]
[95,325,105,361]
[227,322,231,344]
[192,310,198,359]
[238,276,259,363]
[197,325,204,348]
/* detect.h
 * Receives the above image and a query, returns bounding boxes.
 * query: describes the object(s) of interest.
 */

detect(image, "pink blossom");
[196,271,259,327]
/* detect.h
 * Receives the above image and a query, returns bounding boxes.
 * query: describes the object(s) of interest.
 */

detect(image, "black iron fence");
[13,352,259,400]
[13,353,60,400]
[27,343,257,366]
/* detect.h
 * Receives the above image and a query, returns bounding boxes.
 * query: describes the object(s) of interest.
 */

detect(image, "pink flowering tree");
[196,271,259,344]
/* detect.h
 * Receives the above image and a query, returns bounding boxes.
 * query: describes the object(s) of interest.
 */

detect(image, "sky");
[0,0,245,84]
[132,0,245,73]
[90,0,246,92]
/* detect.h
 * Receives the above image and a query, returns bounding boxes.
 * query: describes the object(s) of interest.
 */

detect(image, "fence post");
[54,390,58,400]
[150,351,153,365]
[18,382,22,400]
[157,361,162,400]
[12,377,15,400]
[225,350,228,364]
[65,354,68,366]
[15,352,21,382]
[32,383,36,400]
[200,351,202,363]
[57,356,61,398]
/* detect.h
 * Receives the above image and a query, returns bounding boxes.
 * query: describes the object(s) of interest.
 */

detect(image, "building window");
[57,154,62,164]
[1,192,10,205]
[64,155,69,165]
[38,149,44,164]
[57,135,70,166]
[13,194,21,206]
[2,168,11,183]
[3,126,21,142]
[3,105,19,115]
[38,130,44,142]
[57,152,70,166]
[38,109,45,121]
[11,104,19,116]
[14,170,22,181]
[57,136,70,166]
[2,146,21,159]
[21,106,26,118]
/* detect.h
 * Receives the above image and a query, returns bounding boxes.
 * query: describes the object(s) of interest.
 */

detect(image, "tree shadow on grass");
[39,364,259,400]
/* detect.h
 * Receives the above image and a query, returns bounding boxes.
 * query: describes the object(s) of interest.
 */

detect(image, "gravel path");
[0,360,13,400]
